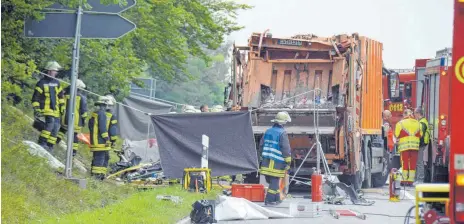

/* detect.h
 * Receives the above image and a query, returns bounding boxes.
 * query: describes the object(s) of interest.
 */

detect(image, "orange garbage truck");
[225,32,391,190]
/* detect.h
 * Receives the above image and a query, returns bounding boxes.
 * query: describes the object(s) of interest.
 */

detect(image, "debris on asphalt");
[156,195,182,204]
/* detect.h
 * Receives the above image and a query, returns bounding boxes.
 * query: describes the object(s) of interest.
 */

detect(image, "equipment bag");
[190,200,216,224]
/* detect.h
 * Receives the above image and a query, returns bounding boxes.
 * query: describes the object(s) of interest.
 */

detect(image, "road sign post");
[24,0,137,179]
[64,5,82,178]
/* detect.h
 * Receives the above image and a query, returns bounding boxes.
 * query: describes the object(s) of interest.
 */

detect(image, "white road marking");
[403,189,416,204]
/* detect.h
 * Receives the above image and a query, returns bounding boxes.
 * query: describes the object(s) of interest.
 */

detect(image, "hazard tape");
[456,56,464,84]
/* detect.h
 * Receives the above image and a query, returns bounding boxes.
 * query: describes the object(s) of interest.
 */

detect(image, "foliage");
[40,187,220,224]
[1,0,250,101]
[1,103,134,224]
[155,42,232,106]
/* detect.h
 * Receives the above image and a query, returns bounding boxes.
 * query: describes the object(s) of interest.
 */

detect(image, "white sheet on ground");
[23,141,65,170]
[215,196,293,221]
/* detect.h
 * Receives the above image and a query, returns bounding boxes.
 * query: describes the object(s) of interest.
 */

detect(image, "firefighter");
[104,94,119,149]
[259,111,292,205]
[31,61,64,152]
[382,110,395,152]
[414,108,430,184]
[56,79,88,156]
[395,109,423,185]
[88,96,114,180]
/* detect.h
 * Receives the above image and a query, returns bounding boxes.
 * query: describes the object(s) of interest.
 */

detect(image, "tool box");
[231,184,265,202]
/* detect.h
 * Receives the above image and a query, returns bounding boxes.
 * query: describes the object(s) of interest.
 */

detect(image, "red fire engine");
[383,70,416,127]
[449,0,464,223]
[419,48,453,184]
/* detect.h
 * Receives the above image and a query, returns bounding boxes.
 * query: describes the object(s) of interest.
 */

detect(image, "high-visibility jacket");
[88,109,111,151]
[419,117,430,146]
[383,121,395,152]
[105,110,119,144]
[61,88,88,132]
[31,77,64,117]
[259,124,291,178]
[395,117,422,152]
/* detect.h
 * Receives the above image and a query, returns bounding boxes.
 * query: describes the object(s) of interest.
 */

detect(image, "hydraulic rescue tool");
[389,168,402,202]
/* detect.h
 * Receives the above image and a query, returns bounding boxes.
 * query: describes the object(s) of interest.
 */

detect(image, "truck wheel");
[372,151,391,187]
[361,140,372,188]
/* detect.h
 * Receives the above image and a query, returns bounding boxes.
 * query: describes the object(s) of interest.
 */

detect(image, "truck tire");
[362,140,372,188]
[372,151,391,187]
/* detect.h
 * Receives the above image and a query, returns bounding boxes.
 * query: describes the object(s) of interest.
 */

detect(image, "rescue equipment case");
[231,184,265,202]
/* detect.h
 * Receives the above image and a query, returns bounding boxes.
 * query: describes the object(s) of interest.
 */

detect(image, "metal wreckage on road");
[224,31,390,204]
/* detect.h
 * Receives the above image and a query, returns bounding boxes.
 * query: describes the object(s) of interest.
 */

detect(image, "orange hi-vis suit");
[395,117,423,184]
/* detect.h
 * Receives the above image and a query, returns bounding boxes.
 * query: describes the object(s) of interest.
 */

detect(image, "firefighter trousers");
[91,151,109,180]
[264,175,281,203]
[57,127,79,154]
[38,116,61,152]
[400,150,418,184]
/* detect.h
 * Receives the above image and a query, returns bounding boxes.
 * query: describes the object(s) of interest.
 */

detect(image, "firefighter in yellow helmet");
[57,79,88,156]
[259,111,292,205]
[414,107,430,184]
[31,61,65,152]
[88,96,117,180]
[394,109,423,185]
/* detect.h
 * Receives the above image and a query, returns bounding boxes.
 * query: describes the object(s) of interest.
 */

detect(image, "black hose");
[404,205,416,224]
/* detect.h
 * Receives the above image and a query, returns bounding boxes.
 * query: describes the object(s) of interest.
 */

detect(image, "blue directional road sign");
[24,13,136,39]
[45,0,136,13]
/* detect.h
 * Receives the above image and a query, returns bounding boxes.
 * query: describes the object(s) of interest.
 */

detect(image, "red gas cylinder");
[311,172,323,202]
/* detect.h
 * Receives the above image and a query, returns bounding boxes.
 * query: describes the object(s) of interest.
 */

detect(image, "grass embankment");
[1,104,218,224]
[41,187,219,224]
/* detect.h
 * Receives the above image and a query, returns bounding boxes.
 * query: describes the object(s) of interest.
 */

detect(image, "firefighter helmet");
[183,105,197,113]
[76,79,86,89]
[271,111,292,124]
[211,105,224,112]
[96,96,109,105]
[105,95,116,106]
[44,61,62,71]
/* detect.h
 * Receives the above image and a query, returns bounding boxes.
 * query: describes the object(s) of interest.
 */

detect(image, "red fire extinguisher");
[389,168,402,202]
[311,170,323,202]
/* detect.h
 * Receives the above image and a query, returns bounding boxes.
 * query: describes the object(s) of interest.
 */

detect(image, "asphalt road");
[218,185,418,224]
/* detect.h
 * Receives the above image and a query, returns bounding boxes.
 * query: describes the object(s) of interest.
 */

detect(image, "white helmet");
[105,95,116,106]
[271,111,292,124]
[76,79,86,89]
[183,105,197,113]
[44,61,62,71]
[211,105,224,112]
[96,96,109,105]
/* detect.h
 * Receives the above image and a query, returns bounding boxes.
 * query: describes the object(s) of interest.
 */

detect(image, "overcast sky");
[228,0,453,68]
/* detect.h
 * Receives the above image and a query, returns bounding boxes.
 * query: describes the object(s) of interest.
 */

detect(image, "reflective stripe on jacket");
[419,117,430,146]
[262,125,286,163]
[259,124,291,178]
[61,89,88,131]
[31,77,64,117]
[88,109,110,151]
[395,117,422,152]
[105,111,119,143]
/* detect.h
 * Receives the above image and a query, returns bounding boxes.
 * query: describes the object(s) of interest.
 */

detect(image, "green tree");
[1,0,250,102]
[155,41,232,106]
